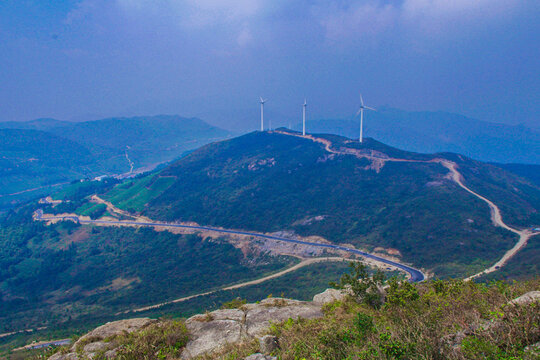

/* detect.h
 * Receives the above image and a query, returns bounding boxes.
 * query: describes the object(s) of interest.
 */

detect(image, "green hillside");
[0,129,94,201]
[49,115,232,167]
[103,131,540,277]
[0,204,295,336]
[0,116,232,211]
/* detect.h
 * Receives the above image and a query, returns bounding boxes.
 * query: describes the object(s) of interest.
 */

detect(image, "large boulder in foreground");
[509,291,540,306]
[46,289,338,360]
[49,318,156,360]
[181,297,322,359]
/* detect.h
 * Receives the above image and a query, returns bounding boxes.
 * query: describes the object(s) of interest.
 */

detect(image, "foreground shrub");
[110,320,188,360]
[330,261,385,308]
[269,277,540,360]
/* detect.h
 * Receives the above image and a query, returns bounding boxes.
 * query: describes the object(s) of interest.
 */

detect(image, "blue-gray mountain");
[294,108,540,164]
[0,116,231,209]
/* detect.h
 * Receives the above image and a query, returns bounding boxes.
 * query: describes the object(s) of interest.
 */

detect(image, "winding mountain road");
[276,130,539,279]
[35,209,425,282]
[35,130,538,291]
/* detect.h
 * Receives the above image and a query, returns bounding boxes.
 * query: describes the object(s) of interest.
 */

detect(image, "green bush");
[111,320,188,360]
[330,261,385,308]
[385,278,420,307]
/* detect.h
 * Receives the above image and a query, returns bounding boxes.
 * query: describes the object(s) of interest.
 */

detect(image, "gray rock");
[73,318,155,350]
[509,291,540,306]
[186,308,244,324]
[259,335,278,354]
[83,341,110,353]
[104,348,118,359]
[181,297,323,359]
[313,288,348,305]
[245,299,322,336]
[182,318,244,359]
[245,354,277,360]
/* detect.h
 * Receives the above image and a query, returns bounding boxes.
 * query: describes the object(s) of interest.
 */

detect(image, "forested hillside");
[0,116,231,210]
[102,131,540,277]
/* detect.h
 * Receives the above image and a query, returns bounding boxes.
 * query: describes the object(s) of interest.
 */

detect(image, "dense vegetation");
[0,261,353,358]
[214,277,540,360]
[0,116,230,210]
[480,234,540,282]
[103,131,540,277]
[0,203,295,335]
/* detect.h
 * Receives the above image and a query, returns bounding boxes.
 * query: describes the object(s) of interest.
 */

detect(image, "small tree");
[385,277,419,307]
[330,261,385,308]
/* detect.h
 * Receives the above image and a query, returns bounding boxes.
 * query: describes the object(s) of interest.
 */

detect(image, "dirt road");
[123,257,353,314]
[277,130,539,279]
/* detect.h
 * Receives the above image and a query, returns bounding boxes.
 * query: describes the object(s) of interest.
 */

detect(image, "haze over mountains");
[292,108,540,165]
[0,116,231,209]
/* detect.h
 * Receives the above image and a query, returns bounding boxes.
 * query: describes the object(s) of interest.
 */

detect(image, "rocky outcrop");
[508,291,540,306]
[181,297,322,359]
[47,291,340,360]
[49,318,156,360]
[442,291,540,354]
[312,288,348,305]
[244,354,277,360]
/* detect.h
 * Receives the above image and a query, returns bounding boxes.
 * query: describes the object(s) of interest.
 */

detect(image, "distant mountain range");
[293,108,540,164]
[0,116,231,208]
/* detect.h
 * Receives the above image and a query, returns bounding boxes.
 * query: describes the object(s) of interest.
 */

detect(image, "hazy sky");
[1,0,538,131]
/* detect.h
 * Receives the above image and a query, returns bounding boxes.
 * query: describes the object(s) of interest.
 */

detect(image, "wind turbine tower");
[259,97,267,131]
[302,99,307,136]
[356,94,375,143]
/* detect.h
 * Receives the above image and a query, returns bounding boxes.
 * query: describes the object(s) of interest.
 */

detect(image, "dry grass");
[227,278,540,360]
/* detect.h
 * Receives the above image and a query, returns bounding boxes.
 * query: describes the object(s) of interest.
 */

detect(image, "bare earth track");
[123,257,354,314]
[275,131,539,280]
[34,131,539,317]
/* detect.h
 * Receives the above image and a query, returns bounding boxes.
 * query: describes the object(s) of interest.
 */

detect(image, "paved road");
[278,130,540,279]
[34,210,425,282]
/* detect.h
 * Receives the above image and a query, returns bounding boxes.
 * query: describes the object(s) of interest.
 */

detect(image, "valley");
[0,116,232,211]
[1,129,539,357]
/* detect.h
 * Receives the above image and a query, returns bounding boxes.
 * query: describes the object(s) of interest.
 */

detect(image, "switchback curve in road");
[34,211,425,283]
[276,130,539,279]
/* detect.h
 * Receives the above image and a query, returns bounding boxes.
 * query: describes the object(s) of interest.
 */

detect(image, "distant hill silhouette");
[294,108,540,164]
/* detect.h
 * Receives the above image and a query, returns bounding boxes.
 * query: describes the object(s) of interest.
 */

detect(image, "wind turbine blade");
[365,106,376,111]
[356,108,362,116]
[360,94,364,106]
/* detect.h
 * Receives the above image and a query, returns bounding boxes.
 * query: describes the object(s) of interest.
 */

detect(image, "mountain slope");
[298,109,540,164]
[48,115,231,167]
[0,129,94,196]
[0,116,232,210]
[102,130,540,277]
[0,118,71,131]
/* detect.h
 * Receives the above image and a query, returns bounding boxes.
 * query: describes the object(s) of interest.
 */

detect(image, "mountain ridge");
[100,130,540,278]
[294,108,540,164]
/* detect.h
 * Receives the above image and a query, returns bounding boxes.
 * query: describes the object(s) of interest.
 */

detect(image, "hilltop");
[296,108,540,164]
[101,130,540,278]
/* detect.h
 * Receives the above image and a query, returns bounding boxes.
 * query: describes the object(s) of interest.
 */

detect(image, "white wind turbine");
[356,94,375,143]
[259,97,267,131]
[302,99,307,136]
